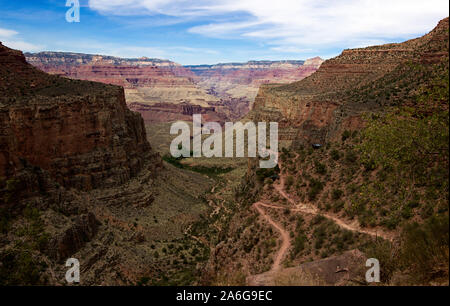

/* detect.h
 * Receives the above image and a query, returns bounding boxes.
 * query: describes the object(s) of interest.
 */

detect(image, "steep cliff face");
[250,18,449,146]
[1,42,155,191]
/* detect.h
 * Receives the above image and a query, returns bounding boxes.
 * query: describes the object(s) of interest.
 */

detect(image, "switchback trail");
[273,172,394,241]
[248,158,394,284]
[253,202,291,272]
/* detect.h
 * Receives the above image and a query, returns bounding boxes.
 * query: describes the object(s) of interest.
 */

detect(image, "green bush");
[285,176,294,187]
[330,149,340,161]
[0,249,44,285]
[255,165,280,182]
[0,207,11,234]
[363,240,396,283]
[400,215,449,283]
[331,189,343,200]
[293,233,307,255]
[308,179,324,201]
[342,130,352,142]
[314,161,327,175]
[345,150,358,163]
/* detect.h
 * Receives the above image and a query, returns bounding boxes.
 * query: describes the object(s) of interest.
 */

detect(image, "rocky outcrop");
[128,102,226,123]
[247,249,367,286]
[0,42,156,191]
[250,18,449,146]
[24,52,185,69]
[48,212,100,261]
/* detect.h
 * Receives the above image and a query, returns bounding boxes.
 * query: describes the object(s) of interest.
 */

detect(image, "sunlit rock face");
[249,18,449,147]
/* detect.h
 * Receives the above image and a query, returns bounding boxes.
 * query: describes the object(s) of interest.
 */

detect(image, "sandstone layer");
[1,43,155,191]
[249,18,449,147]
[26,54,323,122]
[25,52,220,123]
[186,58,323,109]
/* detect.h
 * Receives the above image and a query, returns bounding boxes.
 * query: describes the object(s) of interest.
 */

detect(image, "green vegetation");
[163,154,234,177]
[307,178,324,201]
[276,52,449,284]
[255,165,280,183]
[0,205,49,285]
[364,215,449,284]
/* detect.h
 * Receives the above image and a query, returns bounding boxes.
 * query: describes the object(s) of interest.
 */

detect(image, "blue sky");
[0,0,448,65]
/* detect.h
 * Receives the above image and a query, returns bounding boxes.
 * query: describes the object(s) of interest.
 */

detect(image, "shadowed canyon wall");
[1,43,157,191]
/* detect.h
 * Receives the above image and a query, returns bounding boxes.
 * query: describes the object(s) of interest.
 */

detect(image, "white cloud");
[46,38,220,62]
[88,0,449,51]
[0,28,18,38]
[270,46,314,54]
[0,27,44,52]
[2,40,44,52]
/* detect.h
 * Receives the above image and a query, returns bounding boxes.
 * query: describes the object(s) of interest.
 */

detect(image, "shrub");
[333,200,345,213]
[295,216,304,231]
[285,176,294,188]
[400,215,449,283]
[255,165,280,182]
[401,206,413,219]
[363,240,396,283]
[314,161,327,175]
[345,150,358,163]
[382,215,401,230]
[342,130,352,142]
[311,214,325,225]
[0,250,43,285]
[330,149,340,161]
[308,179,324,201]
[0,208,11,234]
[293,233,307,255]
[331,189,343,200]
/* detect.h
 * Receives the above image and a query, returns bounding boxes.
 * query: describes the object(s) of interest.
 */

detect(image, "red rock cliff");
[0,42,157,190]
[251,17,449,146]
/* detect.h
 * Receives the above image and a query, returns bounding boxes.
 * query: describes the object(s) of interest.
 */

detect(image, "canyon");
[186,58,323,111]
[205,17,449,286]
[0,16,448,287]
[25,52,221,123]
[25,53,322,123]
[0,42,211,285]
[1,42,323,286]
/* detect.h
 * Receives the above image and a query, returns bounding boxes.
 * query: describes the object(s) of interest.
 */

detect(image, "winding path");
[253,202,291,272]
[248,157,394,284]
[273,181,393,241]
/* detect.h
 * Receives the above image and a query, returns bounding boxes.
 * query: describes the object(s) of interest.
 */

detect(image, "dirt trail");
[253,202,291,272]
[248,156,394,285]
[273,172,393,241]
